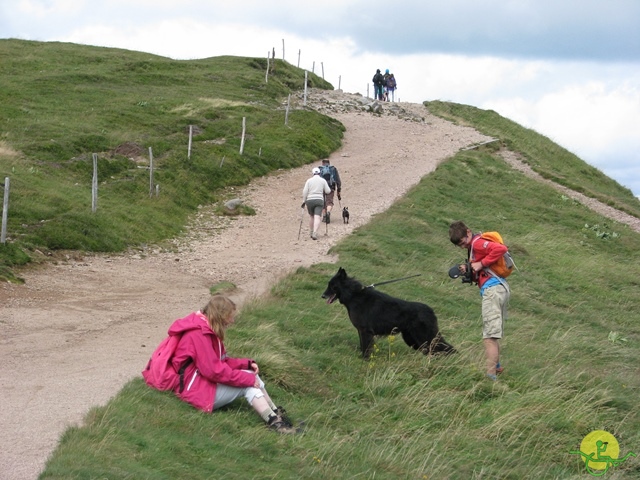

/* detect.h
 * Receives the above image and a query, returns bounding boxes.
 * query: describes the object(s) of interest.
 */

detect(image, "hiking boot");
[325,211,331,224]
[273,406,293,427]
[267,414,299,434]
[311,232,318,240]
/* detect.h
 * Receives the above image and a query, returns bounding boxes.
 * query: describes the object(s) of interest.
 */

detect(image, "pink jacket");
[168,312,255,412]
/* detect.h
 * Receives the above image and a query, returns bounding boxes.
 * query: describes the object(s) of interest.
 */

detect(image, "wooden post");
[92,153,98,213]
[1,177,9,244]
[239,117,246,155]
[321,62,324,79]
[282,39,285,60]
[297,49,301,68]
[367,83,370,99]
[285,94,291,126]
[149,147,154,198]
[339,75,341,91]
[155,184,160,197]
[188,125,193,159]
[265,51,269,83]
[312,61,315,74]
[304,71,308,106]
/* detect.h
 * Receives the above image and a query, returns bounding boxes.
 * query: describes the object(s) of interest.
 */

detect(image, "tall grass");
[40,150,640,479]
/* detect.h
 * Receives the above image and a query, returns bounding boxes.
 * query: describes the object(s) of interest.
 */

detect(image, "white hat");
[312,167,320,175]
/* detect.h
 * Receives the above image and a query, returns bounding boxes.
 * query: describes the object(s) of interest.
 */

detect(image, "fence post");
[282,38,285,60]
[297,49,301,68]
[265,52,269,83]
[149,147,154,198]
[339,75,341,91]
[285,94,291,126]
[304,71,308,106]
[188,125,193,159]
[321,62,324,79]
[92,153,98,213]
[1,177,9,244]
[239,117,246,155]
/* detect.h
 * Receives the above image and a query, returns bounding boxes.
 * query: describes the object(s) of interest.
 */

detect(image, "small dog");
[322,267,455,358]
[342,207,349,224]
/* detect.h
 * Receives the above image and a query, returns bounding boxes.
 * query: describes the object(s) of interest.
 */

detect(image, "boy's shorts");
[481,284,509,339]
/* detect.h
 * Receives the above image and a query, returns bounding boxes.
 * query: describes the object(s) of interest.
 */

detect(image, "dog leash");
[366,273,421,288]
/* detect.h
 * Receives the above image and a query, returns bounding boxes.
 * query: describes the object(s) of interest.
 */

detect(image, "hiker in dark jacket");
[372,69,385,101]
[319,158,342,224]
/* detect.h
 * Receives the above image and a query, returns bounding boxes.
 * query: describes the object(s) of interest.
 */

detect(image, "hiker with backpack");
[318,158,342,225]
[385,73,397,102]
[448,221,512,381]
[142,294,300,434]
[372,68,385,101]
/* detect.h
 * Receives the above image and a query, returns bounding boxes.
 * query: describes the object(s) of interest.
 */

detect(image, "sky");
[2,0,640,197]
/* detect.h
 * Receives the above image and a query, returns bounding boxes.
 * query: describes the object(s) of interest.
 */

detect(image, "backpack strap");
[177,357,193,393]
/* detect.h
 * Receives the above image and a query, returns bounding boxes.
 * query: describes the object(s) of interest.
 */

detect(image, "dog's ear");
[338,267,346,277]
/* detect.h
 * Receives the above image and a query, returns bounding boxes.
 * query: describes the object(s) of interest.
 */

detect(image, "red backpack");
[142,334,192,392]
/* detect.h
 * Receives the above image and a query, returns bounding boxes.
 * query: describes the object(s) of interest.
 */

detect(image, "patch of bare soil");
[0,89,637,479]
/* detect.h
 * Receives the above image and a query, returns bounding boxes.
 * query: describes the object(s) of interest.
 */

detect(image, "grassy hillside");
[426,100,640,219]
[0,39,342,281]
[40,148,640,479]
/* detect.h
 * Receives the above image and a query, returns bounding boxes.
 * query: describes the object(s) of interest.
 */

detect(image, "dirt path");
[0,89,637,480]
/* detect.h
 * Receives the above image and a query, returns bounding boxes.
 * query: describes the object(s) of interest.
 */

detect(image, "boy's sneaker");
[267,414,299,434]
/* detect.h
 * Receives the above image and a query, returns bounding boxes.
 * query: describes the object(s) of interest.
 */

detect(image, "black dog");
[322,267,455,358]
[342,207,349,224]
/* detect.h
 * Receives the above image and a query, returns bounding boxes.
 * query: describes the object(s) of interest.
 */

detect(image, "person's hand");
[337,191,341,201]
[254,376,261,388]
[250,361,259,374]
[470,261,483,273]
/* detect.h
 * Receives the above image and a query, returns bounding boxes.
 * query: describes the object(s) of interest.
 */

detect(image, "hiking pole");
[365,274,421,289]
[297,205,304,240]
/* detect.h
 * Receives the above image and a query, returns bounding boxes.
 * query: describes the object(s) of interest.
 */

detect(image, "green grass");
[40,151,640,479]
[0,39,342,281]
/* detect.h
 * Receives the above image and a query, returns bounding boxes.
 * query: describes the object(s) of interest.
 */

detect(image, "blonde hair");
[201,295,236,340]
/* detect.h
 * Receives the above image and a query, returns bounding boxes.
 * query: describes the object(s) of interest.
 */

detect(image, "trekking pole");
[297,205,304,240]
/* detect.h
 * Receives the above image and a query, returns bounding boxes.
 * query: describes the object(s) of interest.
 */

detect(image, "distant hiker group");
[372,68,397,102]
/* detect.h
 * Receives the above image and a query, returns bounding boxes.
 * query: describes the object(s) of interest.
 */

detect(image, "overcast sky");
[2,0,640,197]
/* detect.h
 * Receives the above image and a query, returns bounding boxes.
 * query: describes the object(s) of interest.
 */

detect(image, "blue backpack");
[320,164,336,188]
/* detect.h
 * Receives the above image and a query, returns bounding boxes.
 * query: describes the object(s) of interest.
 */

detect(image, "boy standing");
[449,221,510,380]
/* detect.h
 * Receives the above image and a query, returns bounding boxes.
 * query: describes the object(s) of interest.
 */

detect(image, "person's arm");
[333,167,341,191]
[323,179,331,194]
[190,333,254,387]
[471,240,507,272]
[302,181,309,203]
